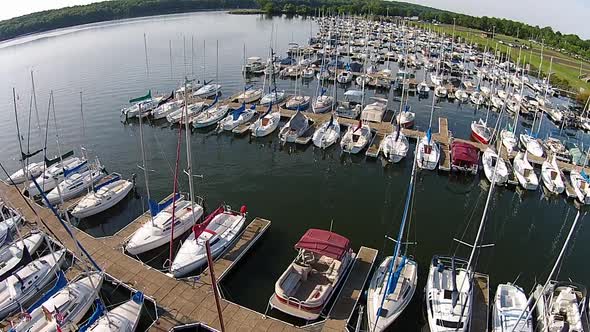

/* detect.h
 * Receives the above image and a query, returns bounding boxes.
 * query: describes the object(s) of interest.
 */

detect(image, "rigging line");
[452,190,483,256]
[149,123,175,178]
[168,103,185,272]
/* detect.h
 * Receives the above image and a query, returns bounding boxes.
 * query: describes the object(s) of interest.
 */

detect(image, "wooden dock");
[365,132,385,158]
[323,247,378,332]
[470,272,490,332]
[0,181,287,332]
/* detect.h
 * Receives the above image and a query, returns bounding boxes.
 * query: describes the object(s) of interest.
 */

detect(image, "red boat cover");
[295,229,350,260]
[451,142,479,165]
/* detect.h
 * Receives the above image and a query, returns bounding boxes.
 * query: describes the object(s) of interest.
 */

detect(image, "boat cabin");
[451,142,479,174]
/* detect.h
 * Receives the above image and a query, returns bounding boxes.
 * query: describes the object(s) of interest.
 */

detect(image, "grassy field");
[417,23,590,93]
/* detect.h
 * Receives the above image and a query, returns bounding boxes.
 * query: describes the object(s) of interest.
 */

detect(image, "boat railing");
[286,296,305,309]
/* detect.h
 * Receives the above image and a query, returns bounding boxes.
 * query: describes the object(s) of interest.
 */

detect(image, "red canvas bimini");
[269,229,355,321]
[451,142,480,175]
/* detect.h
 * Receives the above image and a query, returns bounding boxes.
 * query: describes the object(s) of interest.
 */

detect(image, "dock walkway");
[323,247,378,332]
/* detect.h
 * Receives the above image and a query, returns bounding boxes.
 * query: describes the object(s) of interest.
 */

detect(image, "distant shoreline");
[228,9,265,15]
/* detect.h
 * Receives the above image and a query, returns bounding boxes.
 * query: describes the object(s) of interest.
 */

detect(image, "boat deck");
[0,181,286,332]
[323,247,378,332]
[232,113,259,135]
[470,272,490,332]
[295,122,317,145]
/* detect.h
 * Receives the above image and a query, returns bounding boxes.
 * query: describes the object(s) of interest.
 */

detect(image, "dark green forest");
[0,0,588,60]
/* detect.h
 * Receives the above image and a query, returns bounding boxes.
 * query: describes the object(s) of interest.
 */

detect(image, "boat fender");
[240,205,247,216]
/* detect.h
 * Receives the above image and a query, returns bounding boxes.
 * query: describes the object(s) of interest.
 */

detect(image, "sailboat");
[220,104,256,131]
[284,48,310,111]
[125,91,203,255]
[193,41,222,99]
[312,114,340,149]
[0,249,66,320]
[513,152,539,190]
[482,148,508,185]
[71,173,134,218]
[250,103,280,137]
[13,273,103,332]
[492,283,533,332]
[192,98,230,129]
[0,232,44,281]
[86,292,144,332]
[6,162,45,185]
[44,161,106,206]
[541,156,565,194]
[417,92,440,170]
[395,80,415,128]
[569,169,590,205]
[380,122,409,163]
[171,205,246,277]
[340,121,372,154]
[367,147,418,331]
[278,110,310,143]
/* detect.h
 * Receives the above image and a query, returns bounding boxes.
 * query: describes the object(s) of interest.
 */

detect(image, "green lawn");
[417,23,590,93]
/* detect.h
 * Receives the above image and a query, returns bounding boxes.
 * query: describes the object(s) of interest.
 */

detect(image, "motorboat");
[425,256,471,332]
[250,105,281,137]
[513,152,538,190]
[278,111,310,143]
[13,273,103,332]
[125,196,204,255]
[301,68,315,79]
[236,88,263,103]
[543,137,571,163]
[242,57,266,74]
[532,281,586,332]
[0,249,66,320]
[361,98,388,123]
[175,79,203,98]
[417,135,440,170]
[71,173,134,219]
[285,95,311,111]
[192,105,230,129]
[312,116,340,149]
[501,130,518,153]
[541,156,565,194]
[28,156,87,196]
[87,292,144,332]
[166,102,206,124]
[219,104,256,131]
[482,148,508,185]
[340,122,372,154]
[335,90,362,119]
[471,119,493,144]
[6,162,45,185]
[430,74,442,86]
[491,283,533,332]
[152,100,183,120]
[192,83,221,99]
[470,91,485,106]
[570,169,590,205]
[519,134,544,158]
[491,95,505,109]
[269,229,354,320]
[418,81,430,95]
[45,166,106,206]
[260,90,286,106]
[312,95,335,114]
[171,206,246,277]
[451,142,479,175]
[380,130,409,163]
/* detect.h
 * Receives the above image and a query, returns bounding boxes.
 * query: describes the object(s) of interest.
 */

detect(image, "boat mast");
[135,94,153,226]
[510,210,583,332]
[12,88,29,190]
[30,71,41,130]
[372,146,418,331]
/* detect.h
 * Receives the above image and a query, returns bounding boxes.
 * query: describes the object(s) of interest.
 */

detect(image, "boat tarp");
[149,193,181,217]
[451,142,479,165]
[295,229,350,260]
[45,150,74,167]
[344,90,363,98]
[232,104,246,120]
[27,271,67,313]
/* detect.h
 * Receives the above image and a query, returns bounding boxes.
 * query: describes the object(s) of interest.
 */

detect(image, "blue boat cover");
[78,299,104,332]
[132,291,145,304]
[232,104,246,120]
[27,271,67,313]
[149,193,181,217]
[63,160,88,178]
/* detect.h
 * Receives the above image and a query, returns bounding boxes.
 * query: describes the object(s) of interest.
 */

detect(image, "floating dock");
[365,132,385,158]
[470,272,490,332]
[323,247,378,332]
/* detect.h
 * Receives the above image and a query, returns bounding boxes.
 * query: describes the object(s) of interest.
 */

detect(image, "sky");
[403,0,589,39]
[1,0,588,39]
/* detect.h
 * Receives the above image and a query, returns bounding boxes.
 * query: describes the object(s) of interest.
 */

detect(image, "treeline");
[0,0,258,42]
[1,0,588,62]
[258,0,590,60]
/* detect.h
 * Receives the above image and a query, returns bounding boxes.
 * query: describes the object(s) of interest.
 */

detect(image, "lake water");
[1,11,589,331]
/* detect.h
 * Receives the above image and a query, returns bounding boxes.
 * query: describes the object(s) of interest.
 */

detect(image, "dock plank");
[366,132,385,158]
[470,272,490,332]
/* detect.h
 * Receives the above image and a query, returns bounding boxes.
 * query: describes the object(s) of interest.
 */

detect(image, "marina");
[0,9,589,332]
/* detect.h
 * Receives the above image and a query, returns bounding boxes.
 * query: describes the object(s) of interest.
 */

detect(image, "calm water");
[1,12,589,331]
